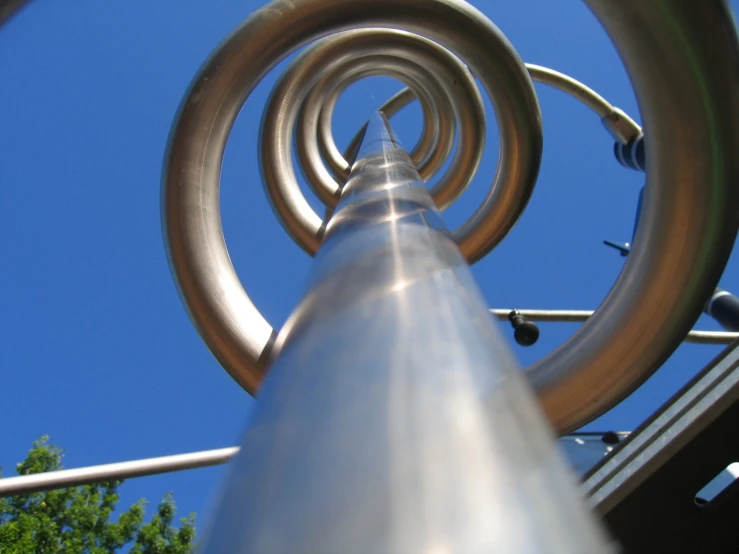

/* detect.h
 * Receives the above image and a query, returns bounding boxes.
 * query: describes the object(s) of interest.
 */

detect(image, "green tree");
[0,437,195,553]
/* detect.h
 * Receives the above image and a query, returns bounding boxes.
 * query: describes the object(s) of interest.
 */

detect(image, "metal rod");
[0,447,238,498]
[683,330,739,346]
[489,309,739,345]
[0,431,633,498]
[197,113,611,553]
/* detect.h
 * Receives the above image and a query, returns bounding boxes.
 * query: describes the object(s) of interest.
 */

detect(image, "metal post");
[199,113,613,553]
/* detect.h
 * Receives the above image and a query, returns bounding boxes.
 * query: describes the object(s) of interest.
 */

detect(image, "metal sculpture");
[4,0,739,552]
[164,0,739,436]
[158,0,739,550]
[193,110,612,551]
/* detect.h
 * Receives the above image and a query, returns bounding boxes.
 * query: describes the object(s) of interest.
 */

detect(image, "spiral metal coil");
[164,0,739,434]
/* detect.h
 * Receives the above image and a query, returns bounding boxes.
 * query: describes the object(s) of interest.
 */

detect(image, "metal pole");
[198,113,613,553]
[0,447,237,497]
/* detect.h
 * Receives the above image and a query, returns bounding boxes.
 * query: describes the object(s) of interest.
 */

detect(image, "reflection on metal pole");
[199,114,613,553]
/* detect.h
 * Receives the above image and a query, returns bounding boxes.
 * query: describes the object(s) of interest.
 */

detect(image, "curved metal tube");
[262,29,489,251]
[201,112,612,553]
[296,32,473,204]
[260,24,540,258]
[340,63,643,157]
[529,64,614,115]
[527,0,739,433]
[164,0,739,434]
[525,64,642,143]
[163,0,542,394]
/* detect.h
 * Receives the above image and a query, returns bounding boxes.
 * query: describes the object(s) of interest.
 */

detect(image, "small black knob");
[508,310,540,347]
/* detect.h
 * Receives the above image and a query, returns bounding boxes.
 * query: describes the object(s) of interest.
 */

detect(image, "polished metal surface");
[199,113,612,553]
[4,1,739,547]
[684,330,739,346]
[527,0,739,433]
[353,63,642,150]
[164,0,739,435]
[489,309,739,345]
[0,447,238,498]
[163,0,542,395]
[266,53,644,253]
[264,29,485,229]
[258,15,541,259]
[525,65,641,143]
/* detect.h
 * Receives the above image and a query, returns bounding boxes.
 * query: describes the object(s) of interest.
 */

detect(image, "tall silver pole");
[200,113,612,553]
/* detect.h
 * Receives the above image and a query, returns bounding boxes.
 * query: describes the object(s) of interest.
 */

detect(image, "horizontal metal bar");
[1,432,631,498]
[490,309,738,344]
[490,309,593,323]
[0,432,627,497]
[2,315,729,499]
[685,330,739,345]
[0,447,238,497]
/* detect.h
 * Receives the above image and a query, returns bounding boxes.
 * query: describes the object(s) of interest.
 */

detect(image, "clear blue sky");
[2,0,739,532]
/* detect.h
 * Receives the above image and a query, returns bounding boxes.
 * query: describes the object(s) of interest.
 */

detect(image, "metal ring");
[307,33,478,206]
[271,29,472,219]
[526,0,739,433]
[260,25,536,258]
[163,0,541,393]
[164,0,739,435]
[314,77,439,185]
[361,63,644,151]
[296,38,458,204]
[297,64,447,205]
